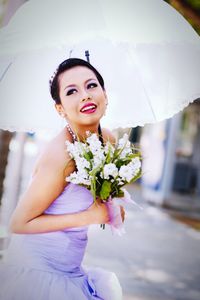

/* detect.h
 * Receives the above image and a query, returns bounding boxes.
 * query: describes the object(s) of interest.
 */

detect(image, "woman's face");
[55,66,107,127]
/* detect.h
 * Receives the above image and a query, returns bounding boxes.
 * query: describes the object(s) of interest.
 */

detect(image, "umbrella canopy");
[0,0,200,133]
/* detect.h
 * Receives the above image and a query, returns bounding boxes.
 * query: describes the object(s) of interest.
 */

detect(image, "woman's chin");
[67,112,104,128]
[79,113,103,125]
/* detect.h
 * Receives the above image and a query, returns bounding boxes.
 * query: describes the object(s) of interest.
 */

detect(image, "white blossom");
[118,165,133,182]
[104,141,115,155]
[66,169,90,186]
[118,157,141,182]
[92,150,105,168]
[129,157,141,176]
[65,140,86,159]
[86,133,102,154]
[117,133,132,158]
[117,133,129,148]
[119,147,132,159]
[76,157,90,170]
[103,163,118,179]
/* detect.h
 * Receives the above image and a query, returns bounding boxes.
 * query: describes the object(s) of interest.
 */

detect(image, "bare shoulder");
[32,127,74,178]
[101,127,116,145]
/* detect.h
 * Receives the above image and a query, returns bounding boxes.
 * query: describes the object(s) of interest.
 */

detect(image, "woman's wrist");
[78,210,91,226]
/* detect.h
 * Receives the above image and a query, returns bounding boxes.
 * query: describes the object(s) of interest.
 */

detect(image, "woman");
[0,58,124,299]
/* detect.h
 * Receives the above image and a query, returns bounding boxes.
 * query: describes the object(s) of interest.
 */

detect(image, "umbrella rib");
[126,47,157,122]
[0,61,13,82]
[141,85,157,122]
[133,58,157,122]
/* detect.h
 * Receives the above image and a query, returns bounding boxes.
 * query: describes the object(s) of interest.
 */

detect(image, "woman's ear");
[55,104,66,118]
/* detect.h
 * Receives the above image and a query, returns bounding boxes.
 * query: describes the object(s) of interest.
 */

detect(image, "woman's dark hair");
[50,58,105,104]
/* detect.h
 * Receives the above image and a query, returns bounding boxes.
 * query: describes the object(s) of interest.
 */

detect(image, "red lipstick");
[80,102,97,114]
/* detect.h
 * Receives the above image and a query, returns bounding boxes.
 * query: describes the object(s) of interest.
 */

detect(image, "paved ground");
[84,185,200,300]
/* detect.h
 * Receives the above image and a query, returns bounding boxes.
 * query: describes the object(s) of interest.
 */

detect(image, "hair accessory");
[85,50,90,63]
[49,68,59,87]
[50,51,90,88]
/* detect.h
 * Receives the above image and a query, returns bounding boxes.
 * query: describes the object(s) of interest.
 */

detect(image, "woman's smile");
[80,102,97,114]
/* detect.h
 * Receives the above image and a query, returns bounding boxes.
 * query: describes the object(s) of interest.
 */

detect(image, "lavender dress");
[0,183,122,300]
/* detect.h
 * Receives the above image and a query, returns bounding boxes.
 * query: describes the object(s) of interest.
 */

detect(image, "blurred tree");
[164,0,200,34]
[0,0,8,26]
[0,131,13,205]
[0,0,27,207]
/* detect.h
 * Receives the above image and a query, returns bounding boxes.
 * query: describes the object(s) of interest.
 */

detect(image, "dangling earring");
[104,102,108,116]
[60,112,66,118]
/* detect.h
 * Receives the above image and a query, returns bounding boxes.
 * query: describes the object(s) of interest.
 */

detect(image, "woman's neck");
[66,121,100,141]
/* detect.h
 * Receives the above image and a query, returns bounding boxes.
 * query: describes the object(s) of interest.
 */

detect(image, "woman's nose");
[80,94,92,102]
[80,89,92,102]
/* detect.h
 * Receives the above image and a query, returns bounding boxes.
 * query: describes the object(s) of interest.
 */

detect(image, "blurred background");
[0,1,200,300]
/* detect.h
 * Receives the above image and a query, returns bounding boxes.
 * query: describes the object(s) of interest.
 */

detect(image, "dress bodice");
[44,182,94,224]
[5,183,94,275]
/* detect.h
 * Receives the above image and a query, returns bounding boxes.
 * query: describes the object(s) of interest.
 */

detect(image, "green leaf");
[100,180,112,200]
[117,189,125,198]
[112,188,124,198]
[87,150,93,159]
[83,152,91,162]
[113,148,121,160]
[90,165,102,176]
[105,150,111,164]
[90,175,96,202]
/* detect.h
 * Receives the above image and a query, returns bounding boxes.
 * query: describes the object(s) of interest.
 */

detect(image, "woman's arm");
[10,203,109,234]
[9,147,109,234]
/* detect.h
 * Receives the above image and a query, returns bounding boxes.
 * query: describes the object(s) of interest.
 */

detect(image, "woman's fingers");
[87,201,109,224]
[87,198,126,225]
[120,205,125,222]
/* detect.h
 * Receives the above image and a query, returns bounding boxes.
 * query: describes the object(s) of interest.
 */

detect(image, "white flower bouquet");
[65,132,142,234]
[66,132,142,200]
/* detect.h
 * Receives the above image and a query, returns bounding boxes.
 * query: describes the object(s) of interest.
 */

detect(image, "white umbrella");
[0,0,200,133]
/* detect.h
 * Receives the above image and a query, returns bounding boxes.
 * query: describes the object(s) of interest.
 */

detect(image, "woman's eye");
[87,83,98,89]
[66,89,77,96]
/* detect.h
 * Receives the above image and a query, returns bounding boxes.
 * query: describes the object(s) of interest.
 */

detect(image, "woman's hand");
[86,200,125,226]
[86,200,110,225]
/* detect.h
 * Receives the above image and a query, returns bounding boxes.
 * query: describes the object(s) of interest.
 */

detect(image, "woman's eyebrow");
[64,84,76,90]
[85,78,97,83]
[64,78,97,90]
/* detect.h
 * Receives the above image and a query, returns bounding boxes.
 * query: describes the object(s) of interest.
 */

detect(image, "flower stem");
[100,224,105,229]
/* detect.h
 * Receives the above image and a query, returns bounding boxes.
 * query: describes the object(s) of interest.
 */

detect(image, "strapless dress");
[0,183,122,300]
